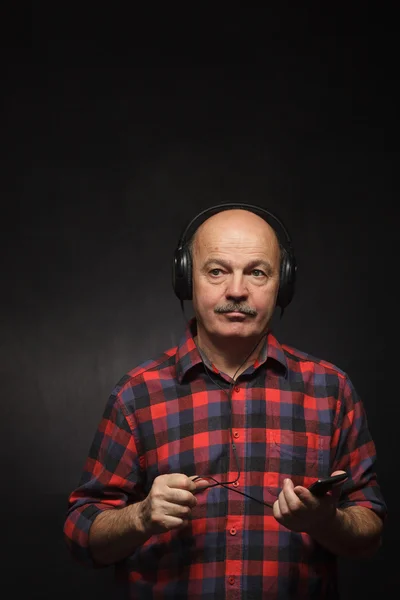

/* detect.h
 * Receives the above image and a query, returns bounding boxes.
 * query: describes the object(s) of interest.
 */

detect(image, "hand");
[138,474,209,536]
[273,470,346,535]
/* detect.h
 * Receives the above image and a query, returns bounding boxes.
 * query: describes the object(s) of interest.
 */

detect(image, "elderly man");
[64,203,386,599]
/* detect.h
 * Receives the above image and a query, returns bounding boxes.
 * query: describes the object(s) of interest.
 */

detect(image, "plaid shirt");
[64,320,386,599]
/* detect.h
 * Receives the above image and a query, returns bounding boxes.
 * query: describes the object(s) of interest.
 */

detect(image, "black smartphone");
[308,473,348,497]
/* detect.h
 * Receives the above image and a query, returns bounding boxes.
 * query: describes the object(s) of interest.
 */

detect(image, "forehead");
[193,209,280,255]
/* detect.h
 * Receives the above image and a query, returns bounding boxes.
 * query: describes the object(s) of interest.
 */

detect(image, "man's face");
[191,209,281,341]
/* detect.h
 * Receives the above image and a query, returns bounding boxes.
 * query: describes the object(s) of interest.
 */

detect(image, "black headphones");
[172,203,297,310]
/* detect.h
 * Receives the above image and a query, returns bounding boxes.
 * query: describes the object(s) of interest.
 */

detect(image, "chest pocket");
[265,430,321,495]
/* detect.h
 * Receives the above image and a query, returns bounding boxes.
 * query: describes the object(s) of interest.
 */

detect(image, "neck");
[194,324,267,380]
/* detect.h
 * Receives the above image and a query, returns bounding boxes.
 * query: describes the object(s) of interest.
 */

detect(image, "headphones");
[172,203,297,310]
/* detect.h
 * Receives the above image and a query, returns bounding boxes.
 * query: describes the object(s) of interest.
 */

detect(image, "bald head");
[191,209,281,268]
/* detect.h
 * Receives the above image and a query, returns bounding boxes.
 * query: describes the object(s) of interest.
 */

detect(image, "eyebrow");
[202,258,274,273]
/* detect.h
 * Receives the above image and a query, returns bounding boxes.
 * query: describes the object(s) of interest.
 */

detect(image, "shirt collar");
[175,318,288,383]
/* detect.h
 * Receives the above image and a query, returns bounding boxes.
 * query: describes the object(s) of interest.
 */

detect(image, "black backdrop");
[1,5,397,598]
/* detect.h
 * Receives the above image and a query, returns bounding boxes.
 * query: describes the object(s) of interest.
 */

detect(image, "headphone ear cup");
[172,246,192,301]
[184,246,193,300]
[277,252,296,309]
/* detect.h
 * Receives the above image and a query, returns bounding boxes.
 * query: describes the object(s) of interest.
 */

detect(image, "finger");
[150,510,190,532]
[293,485,318,508]
[283,478,294,492]
[282,478,304,512]
[166,488,197,508]
[163,500,193,519]
[273,499,282,521]
[189,475,211,491]
[329,470,348,495]
[165,515,189,530]
[166,473,197,492]
[331,471,347,493]
[278,487,290,516]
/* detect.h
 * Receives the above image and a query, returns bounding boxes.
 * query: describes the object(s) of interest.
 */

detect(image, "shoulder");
[281,342,347,378]
[127,345,178,381]
[279,343,361,412]
[110,343,179,402]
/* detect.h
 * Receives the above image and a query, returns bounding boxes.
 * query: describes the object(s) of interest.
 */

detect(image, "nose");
[225,272,248,302]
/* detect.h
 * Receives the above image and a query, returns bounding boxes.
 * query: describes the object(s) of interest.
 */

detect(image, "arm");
[88,501,150,566]
[309,505,383,558]
[64,381,208,567]
[273,373,387,557]
[63,385,145,567]
[89,474,204,566]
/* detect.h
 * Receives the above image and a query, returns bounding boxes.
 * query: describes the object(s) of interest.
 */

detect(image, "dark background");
[1,4,397,598]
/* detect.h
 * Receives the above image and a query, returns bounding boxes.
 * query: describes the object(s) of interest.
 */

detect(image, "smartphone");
[308,473,348,497]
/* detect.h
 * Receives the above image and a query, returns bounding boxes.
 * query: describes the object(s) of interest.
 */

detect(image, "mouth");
[223,311,247,319]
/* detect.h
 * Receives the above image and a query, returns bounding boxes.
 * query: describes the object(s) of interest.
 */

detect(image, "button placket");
[226,378,244,589]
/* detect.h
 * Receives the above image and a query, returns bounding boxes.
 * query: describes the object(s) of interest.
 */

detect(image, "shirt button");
[229,528,237,535]
[228,576,235,585]
[232,481,239,487]
[233,431,239,438]
[235,386,240,392]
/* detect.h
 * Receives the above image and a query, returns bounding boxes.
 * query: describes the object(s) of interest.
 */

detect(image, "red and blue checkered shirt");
[64,320,386,599]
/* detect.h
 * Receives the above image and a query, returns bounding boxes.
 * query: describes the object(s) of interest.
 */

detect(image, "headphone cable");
[181,304,274,509]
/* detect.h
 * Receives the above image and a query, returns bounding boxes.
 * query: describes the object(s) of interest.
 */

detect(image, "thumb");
[293,485,316,507]
[330,470,347,477]
[329,470,348,500]
[189,475,211,491]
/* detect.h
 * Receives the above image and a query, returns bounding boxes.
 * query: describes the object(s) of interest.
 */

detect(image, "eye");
[251,269,266,277]
[209,268,223,276]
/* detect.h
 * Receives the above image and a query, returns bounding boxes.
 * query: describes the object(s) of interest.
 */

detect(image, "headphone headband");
[177,203,293,252]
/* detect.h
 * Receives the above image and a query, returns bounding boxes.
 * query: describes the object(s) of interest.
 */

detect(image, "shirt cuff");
[64,503,114,568]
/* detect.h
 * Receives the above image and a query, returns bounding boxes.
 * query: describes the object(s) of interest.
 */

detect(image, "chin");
[214,320,258,338]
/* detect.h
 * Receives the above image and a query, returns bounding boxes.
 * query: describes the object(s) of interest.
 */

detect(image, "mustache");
[214,303,257,317]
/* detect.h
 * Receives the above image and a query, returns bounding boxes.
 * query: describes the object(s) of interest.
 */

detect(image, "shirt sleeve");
[330,373,387,519]
[63,381,145,567]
